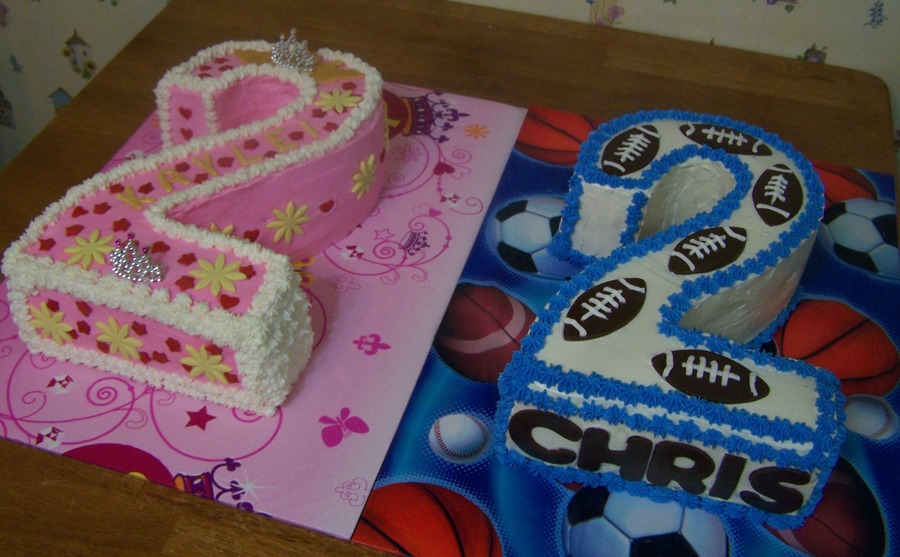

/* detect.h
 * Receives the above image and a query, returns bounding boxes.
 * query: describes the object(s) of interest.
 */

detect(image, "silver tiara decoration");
[271,29,316,73]
[110,234,165,283]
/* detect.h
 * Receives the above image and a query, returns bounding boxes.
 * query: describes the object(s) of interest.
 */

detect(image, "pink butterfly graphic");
[320,407,370,447]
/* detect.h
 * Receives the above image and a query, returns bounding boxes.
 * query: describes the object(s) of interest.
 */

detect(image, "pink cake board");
[0,83,526,539]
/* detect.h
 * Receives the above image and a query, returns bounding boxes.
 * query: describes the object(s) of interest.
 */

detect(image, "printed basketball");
[434,283,535,383]
[515,106,603,166]
[352,482,503,556]
[772,299,900,396]
[767,458,885,557]
[813,161,877,207]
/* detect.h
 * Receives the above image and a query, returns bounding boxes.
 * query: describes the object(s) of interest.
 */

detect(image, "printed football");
[680,123,773,156]
[752,163,805,226]
[563,278,647,341]
[818,197,899,277]
[651,349,770,404]
[599,124,660,176]
[668,226,747,275]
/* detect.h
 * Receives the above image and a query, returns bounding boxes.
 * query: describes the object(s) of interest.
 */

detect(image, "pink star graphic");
[373,228,393,241]
[185,406,217,430]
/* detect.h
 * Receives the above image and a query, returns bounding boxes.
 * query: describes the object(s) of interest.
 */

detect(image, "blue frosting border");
[496,109,846,528]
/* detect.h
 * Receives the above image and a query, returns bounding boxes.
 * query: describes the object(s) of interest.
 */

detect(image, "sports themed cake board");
[353,107,899,557]
[2,96,899,557]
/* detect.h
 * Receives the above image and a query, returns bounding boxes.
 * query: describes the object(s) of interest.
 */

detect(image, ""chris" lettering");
[508,409,811,515]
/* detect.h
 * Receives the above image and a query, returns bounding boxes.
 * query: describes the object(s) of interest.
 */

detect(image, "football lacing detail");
[664,352,759,396]
[612,131,654,163]
[563,279,645,337]
[698,126,748,147]
[682,232,729,260]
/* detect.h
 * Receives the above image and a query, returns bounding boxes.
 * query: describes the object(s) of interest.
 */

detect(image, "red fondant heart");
[109,183,125,194]
[46,300,60,312]
[219,295,239,309]
[175,162,190,173]
[217,157,234,168]
[289,131,304,141]
[151,241,170,254]
[239,265,256,280]
[193,173,209,184]
[77,321,91,335]
[38,238,56,251]
[178,253,197,265]
[138,183,154,194]
[181,128,193,140]
[243,229,260,242]
[243,138,259,150]
[178,107,192,120]
[76,301,92,316]
[66,225,84,237]
[165,338,182,352]
[131,322,148,336]
[71,206,88,218]
[342,81,357,90]
[152,352,169,364]
[319,199,334,213]
[175,276,195,291]
[433,162,455,175]
[323,122,339,132]
[93,202,111,214]
[112,219,131,232]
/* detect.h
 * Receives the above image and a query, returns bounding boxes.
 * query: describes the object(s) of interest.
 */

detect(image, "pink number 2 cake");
[2,31,387,416]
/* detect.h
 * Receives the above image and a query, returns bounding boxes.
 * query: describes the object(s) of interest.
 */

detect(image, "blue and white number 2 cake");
[495,110,846,527]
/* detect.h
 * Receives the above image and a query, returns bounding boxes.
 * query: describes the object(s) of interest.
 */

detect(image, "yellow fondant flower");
[293,257,315,286]
[209,222,234,236]
[267,201,311,244]
[95,316,143,361]
[351,154,377,200]
[28,302,74,345]
[189,254,247,296]
[181,344,232,384]
[64,229,115,269]
[315,88,362,113]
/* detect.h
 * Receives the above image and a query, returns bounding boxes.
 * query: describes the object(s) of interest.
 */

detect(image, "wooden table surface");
[0,0,895,555]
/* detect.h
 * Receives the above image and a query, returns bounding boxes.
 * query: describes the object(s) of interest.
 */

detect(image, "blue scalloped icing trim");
[496,109,844,526]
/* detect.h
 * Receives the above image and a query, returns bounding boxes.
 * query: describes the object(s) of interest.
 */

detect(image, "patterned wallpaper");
[0,0,168,168]
[0,0,897,169]
[455,0,899,169]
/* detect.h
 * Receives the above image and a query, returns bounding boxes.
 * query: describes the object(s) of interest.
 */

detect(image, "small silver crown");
[271,29,316,73]
[110,233,165,283]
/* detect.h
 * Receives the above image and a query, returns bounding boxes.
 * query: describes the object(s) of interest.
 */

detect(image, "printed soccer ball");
[563,485,729,557]
[818,197,899,278]
[490,196,581,279]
